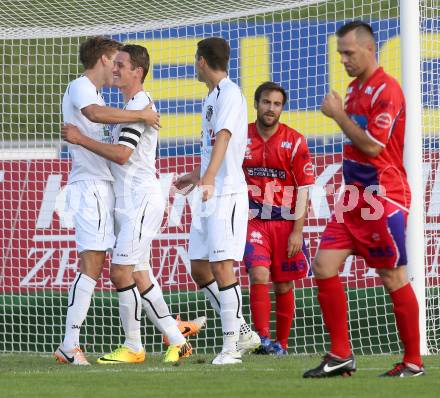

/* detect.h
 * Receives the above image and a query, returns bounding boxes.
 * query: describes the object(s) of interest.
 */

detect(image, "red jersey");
[243,122,315,220]
[343,67,411,210]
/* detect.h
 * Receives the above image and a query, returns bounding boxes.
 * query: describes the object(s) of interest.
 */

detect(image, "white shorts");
[188,192,248,262]
[112,190,165,271]
[66,180,115,253]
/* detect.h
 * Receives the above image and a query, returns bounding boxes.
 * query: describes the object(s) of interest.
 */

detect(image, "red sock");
[390,283,422,367]
[275,289,294,349]
[250,284,271,338]
[316,275,351,358]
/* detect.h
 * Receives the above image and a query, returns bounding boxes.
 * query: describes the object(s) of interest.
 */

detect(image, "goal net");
[0,0,439,356]
[421,0,440,354]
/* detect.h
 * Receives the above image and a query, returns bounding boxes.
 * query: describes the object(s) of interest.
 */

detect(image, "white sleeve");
[214,87,244,136]
[118,125,143,149]
[118,93,155,149]
[68,78,101,110]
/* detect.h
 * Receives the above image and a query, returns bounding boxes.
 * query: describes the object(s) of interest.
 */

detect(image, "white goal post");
[0,0,438,356]
[400,0,427,355]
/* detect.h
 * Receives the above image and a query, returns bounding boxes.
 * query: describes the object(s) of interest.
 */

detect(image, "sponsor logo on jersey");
[250,230,263,244]
[281,141,292,149]
[303,162,315,176]
[371,233,381,242]
[346,87,353,94]
[245,146,252,160]
[375,112,392,129]
[365,86,374,95]
[206,105,213,121]
[246,167,286,179]
[102,125,112,143]
[349,114,368,129]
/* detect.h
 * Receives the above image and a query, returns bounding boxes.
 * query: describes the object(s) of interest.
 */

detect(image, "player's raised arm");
[81,102,161,129]
[321,90,382,157]
[62,123,132,165]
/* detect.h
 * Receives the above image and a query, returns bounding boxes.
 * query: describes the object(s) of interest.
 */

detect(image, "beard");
[257,113,280,128]
[344,64,360,77]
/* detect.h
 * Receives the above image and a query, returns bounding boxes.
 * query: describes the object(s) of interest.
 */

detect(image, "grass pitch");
[0,353,439,398]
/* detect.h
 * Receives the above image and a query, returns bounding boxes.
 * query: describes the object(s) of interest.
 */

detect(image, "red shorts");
[243,218,310,282]
[319,194,408,269]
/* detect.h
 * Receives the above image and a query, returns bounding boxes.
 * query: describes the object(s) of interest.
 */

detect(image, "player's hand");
[199,172,215,202]
[61,123,83,145]
[287,230,303,258]
[173,172,199,195]
[141,103,161,130]
[321,90,344,119]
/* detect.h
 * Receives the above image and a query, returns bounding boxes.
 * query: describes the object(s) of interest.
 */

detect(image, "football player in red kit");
[243,81,315,355]
[303,21,424,378]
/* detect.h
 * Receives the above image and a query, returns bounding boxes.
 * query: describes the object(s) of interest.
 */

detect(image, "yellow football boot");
[163,341,192,363]
[97,346,145,364]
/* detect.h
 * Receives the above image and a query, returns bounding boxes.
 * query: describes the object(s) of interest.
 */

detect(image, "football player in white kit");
[54,37,161,366]
[174,37,260,365]
[61,44,200,364]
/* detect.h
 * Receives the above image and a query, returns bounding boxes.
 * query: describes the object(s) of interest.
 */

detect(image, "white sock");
[63,272,96,350]
[201,279,221,314]
[118,284,142,352]
[239,318,252,337]
[202,279,251,337]
[140,283,185,345]
[219,282,242,352]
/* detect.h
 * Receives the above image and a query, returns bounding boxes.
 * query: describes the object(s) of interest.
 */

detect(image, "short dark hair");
[121,44,150,83]
[336,21,375,41]
[254,81,287,106]
[196,37,230,72]
[79,36,122,69]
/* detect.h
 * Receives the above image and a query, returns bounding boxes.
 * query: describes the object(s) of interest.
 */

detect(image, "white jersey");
[201,76,248,196]
[63,75,113,184]
[111,91,160,197]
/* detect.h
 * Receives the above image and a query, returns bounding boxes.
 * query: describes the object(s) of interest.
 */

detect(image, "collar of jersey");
[356,66,384,90]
